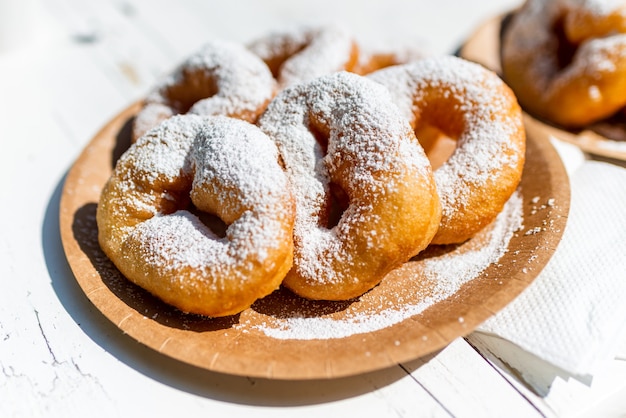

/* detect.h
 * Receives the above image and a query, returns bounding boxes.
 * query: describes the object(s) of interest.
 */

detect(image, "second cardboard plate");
[59,102,570,380]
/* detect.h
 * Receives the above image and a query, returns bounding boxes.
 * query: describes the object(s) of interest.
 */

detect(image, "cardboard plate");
[459,13,626,162]
[60,102,570,380]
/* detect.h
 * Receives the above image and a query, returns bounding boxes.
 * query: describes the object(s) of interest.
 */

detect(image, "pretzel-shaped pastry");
[258,71,441,300]
[98,115,295,317]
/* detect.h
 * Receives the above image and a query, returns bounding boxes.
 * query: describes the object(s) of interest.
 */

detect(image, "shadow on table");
[42,174,432,407]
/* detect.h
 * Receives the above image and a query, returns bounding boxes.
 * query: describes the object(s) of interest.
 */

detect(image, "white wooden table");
[2,0,626,416]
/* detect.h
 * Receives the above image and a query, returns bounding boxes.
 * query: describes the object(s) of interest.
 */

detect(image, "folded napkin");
[473,139,626,385]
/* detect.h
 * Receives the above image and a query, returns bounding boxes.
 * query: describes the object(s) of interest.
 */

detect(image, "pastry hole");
[165,69,219,114]
[307,121,348,228]
[553,17,578,69]
[415,124,457,170]
[188,205,228,238]
[327,182,350,229]
[307,120,347,228]
[308,119,330,154]
[266,44,308,78]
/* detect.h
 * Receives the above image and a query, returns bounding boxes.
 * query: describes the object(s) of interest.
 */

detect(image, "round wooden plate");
[59,102,570,380]
[459,13,626,162]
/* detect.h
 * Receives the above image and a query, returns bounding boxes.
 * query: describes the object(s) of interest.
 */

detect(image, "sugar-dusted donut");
[98,115,295,317]
[369,56,526,245]
[131,40,277,142]
[247,25,358,88]
[501,0,626,127]
[257,71,441,301]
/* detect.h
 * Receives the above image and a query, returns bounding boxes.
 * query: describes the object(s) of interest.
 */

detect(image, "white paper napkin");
[476,139,626,379]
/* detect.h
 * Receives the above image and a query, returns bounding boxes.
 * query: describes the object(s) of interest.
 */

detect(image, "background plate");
[459,13,626,162]
[60,102,570,380]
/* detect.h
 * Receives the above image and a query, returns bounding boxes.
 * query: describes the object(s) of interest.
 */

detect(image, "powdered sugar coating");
[248,25,357,88]
[258,71,440,300]
[130,117,292,269]
[132,40,276,140]
[98,115,295,317]
[368,56,526,244]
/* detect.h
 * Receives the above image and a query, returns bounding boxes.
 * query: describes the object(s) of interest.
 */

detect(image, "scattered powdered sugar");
[421,191,523,282]
[589,85,602,100]
[250,191,524,340]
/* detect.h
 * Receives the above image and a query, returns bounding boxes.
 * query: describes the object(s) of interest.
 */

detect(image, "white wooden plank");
[0,70,118,417]
[43,0,178,92]
[39,44,130,145]
[402,338,543,417]
[143,0,519,54]
[124,0,216,55]
[31,0,173,144]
